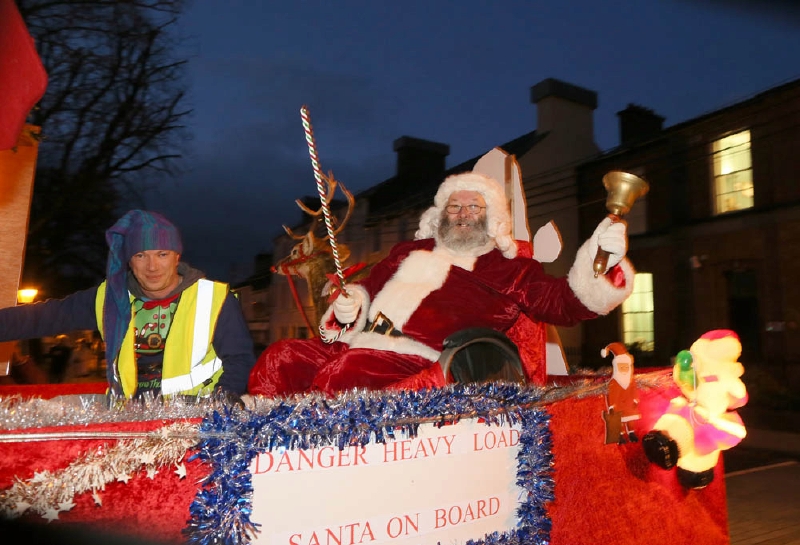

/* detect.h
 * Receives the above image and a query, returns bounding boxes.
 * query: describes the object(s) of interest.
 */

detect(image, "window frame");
[711,129,754,215]
[621,272,655,353]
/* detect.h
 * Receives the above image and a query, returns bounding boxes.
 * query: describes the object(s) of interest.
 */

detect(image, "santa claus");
[601,342,640,444]
[248,171,635,396]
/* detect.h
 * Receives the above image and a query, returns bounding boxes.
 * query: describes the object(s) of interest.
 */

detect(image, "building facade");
[231,253,272,354]
[576,78,800,381]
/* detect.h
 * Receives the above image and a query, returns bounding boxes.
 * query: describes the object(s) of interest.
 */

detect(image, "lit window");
[712,130,753,214]
[622,273,654,352]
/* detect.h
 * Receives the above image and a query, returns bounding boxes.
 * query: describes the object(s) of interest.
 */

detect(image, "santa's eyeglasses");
[445,204,486,215]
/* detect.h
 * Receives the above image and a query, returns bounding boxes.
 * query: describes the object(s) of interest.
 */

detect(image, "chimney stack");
[393,136,449,180]
[530,78,598,136]
[617,104,664,146]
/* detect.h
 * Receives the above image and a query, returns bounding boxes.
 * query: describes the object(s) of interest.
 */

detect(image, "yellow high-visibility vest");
[95,279,229,398]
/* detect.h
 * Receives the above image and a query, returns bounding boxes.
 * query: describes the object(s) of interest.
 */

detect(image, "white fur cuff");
[348,331,441,362]
[320,284,371,344]
[567,239,635,315]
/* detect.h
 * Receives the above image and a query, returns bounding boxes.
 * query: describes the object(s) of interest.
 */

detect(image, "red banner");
[0,0,47,150]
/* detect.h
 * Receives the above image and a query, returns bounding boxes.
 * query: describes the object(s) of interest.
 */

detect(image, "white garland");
[0,421,198,521]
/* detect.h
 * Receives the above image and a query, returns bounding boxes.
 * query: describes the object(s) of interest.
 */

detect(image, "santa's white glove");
[589,217,628,272]
[332,290,363,324]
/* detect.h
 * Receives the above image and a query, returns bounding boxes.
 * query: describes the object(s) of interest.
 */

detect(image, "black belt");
[365,312,404,337]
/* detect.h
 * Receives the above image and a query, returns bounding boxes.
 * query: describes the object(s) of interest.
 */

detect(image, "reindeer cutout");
[273,174,370,330]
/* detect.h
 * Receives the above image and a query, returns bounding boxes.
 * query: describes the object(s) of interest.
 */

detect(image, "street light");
[17,288,38,304]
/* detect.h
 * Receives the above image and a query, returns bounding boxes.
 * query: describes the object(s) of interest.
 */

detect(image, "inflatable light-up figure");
[642,329,748,489]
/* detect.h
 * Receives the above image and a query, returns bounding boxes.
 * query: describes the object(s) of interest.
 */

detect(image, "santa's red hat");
[601,342,629,360]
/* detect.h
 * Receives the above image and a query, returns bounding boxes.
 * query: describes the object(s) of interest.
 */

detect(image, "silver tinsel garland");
[0,392,219,431]
[0,420,198,521]
[0,391,253,522]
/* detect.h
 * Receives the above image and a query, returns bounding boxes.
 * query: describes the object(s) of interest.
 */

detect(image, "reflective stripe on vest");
[160,279,223,395]
[96,279,228,397]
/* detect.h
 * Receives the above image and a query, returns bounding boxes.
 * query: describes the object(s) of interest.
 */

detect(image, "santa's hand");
[589,217,628,272]
[332,291,362,324]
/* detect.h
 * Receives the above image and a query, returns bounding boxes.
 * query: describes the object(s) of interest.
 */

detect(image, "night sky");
[144,0,800,281]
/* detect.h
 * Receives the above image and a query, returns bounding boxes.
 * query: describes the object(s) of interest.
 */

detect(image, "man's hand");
[214,387,245,409]
[332,291,362,324]
[589,217,628,272]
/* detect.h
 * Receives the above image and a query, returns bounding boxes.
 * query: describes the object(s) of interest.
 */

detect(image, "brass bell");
[603,171,650,217]
[593,171,649,276]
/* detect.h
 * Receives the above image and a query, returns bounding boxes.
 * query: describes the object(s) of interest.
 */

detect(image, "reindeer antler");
[331,180,355,237]
[284,172,355,240]
[283,222,316,241]
[295,171,337,216]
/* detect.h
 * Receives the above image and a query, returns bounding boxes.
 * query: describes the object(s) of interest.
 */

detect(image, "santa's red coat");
[607,378,640,421]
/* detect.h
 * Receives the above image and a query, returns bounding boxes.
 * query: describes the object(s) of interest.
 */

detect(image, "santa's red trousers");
[247,338,439,396]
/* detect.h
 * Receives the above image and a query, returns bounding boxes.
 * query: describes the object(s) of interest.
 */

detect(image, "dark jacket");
[0,265,255,394]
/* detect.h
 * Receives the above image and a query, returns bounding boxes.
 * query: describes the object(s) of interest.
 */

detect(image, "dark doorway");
[726,269,760,360]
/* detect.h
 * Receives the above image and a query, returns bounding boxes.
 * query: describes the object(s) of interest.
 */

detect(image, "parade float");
[1,5,746,544]
[0,336,746,545]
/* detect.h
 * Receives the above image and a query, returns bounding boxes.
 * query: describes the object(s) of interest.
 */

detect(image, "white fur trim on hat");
[415,172,517,259]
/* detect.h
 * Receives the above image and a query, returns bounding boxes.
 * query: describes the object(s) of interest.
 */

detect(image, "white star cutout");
[92,491,103,506]
[13,501,31,516]
[58,500,75,512]
[146,466,158,479]
[30,471,50,483]
[42,508,60,522]
[139,451,156,465]
[174,463,187,479]
[116,473,131,483]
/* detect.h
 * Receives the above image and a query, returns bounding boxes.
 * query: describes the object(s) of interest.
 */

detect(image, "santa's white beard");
[437,213,490,252]
[613,370,632,390]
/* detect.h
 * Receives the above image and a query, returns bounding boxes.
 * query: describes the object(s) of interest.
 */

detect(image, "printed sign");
[250,418,524,545]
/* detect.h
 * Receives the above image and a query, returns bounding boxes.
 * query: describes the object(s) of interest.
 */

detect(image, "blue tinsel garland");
[184,382,554,545]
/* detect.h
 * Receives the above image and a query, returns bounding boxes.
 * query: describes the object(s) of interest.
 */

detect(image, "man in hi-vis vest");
[0,210,255,401]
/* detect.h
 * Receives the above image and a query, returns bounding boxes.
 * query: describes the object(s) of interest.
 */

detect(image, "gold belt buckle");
[369,312,395,335]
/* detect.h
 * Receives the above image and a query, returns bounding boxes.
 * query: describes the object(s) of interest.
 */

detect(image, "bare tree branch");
[17,0,191,298]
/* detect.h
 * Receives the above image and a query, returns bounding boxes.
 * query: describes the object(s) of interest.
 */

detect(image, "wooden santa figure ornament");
[601,342,640,444]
